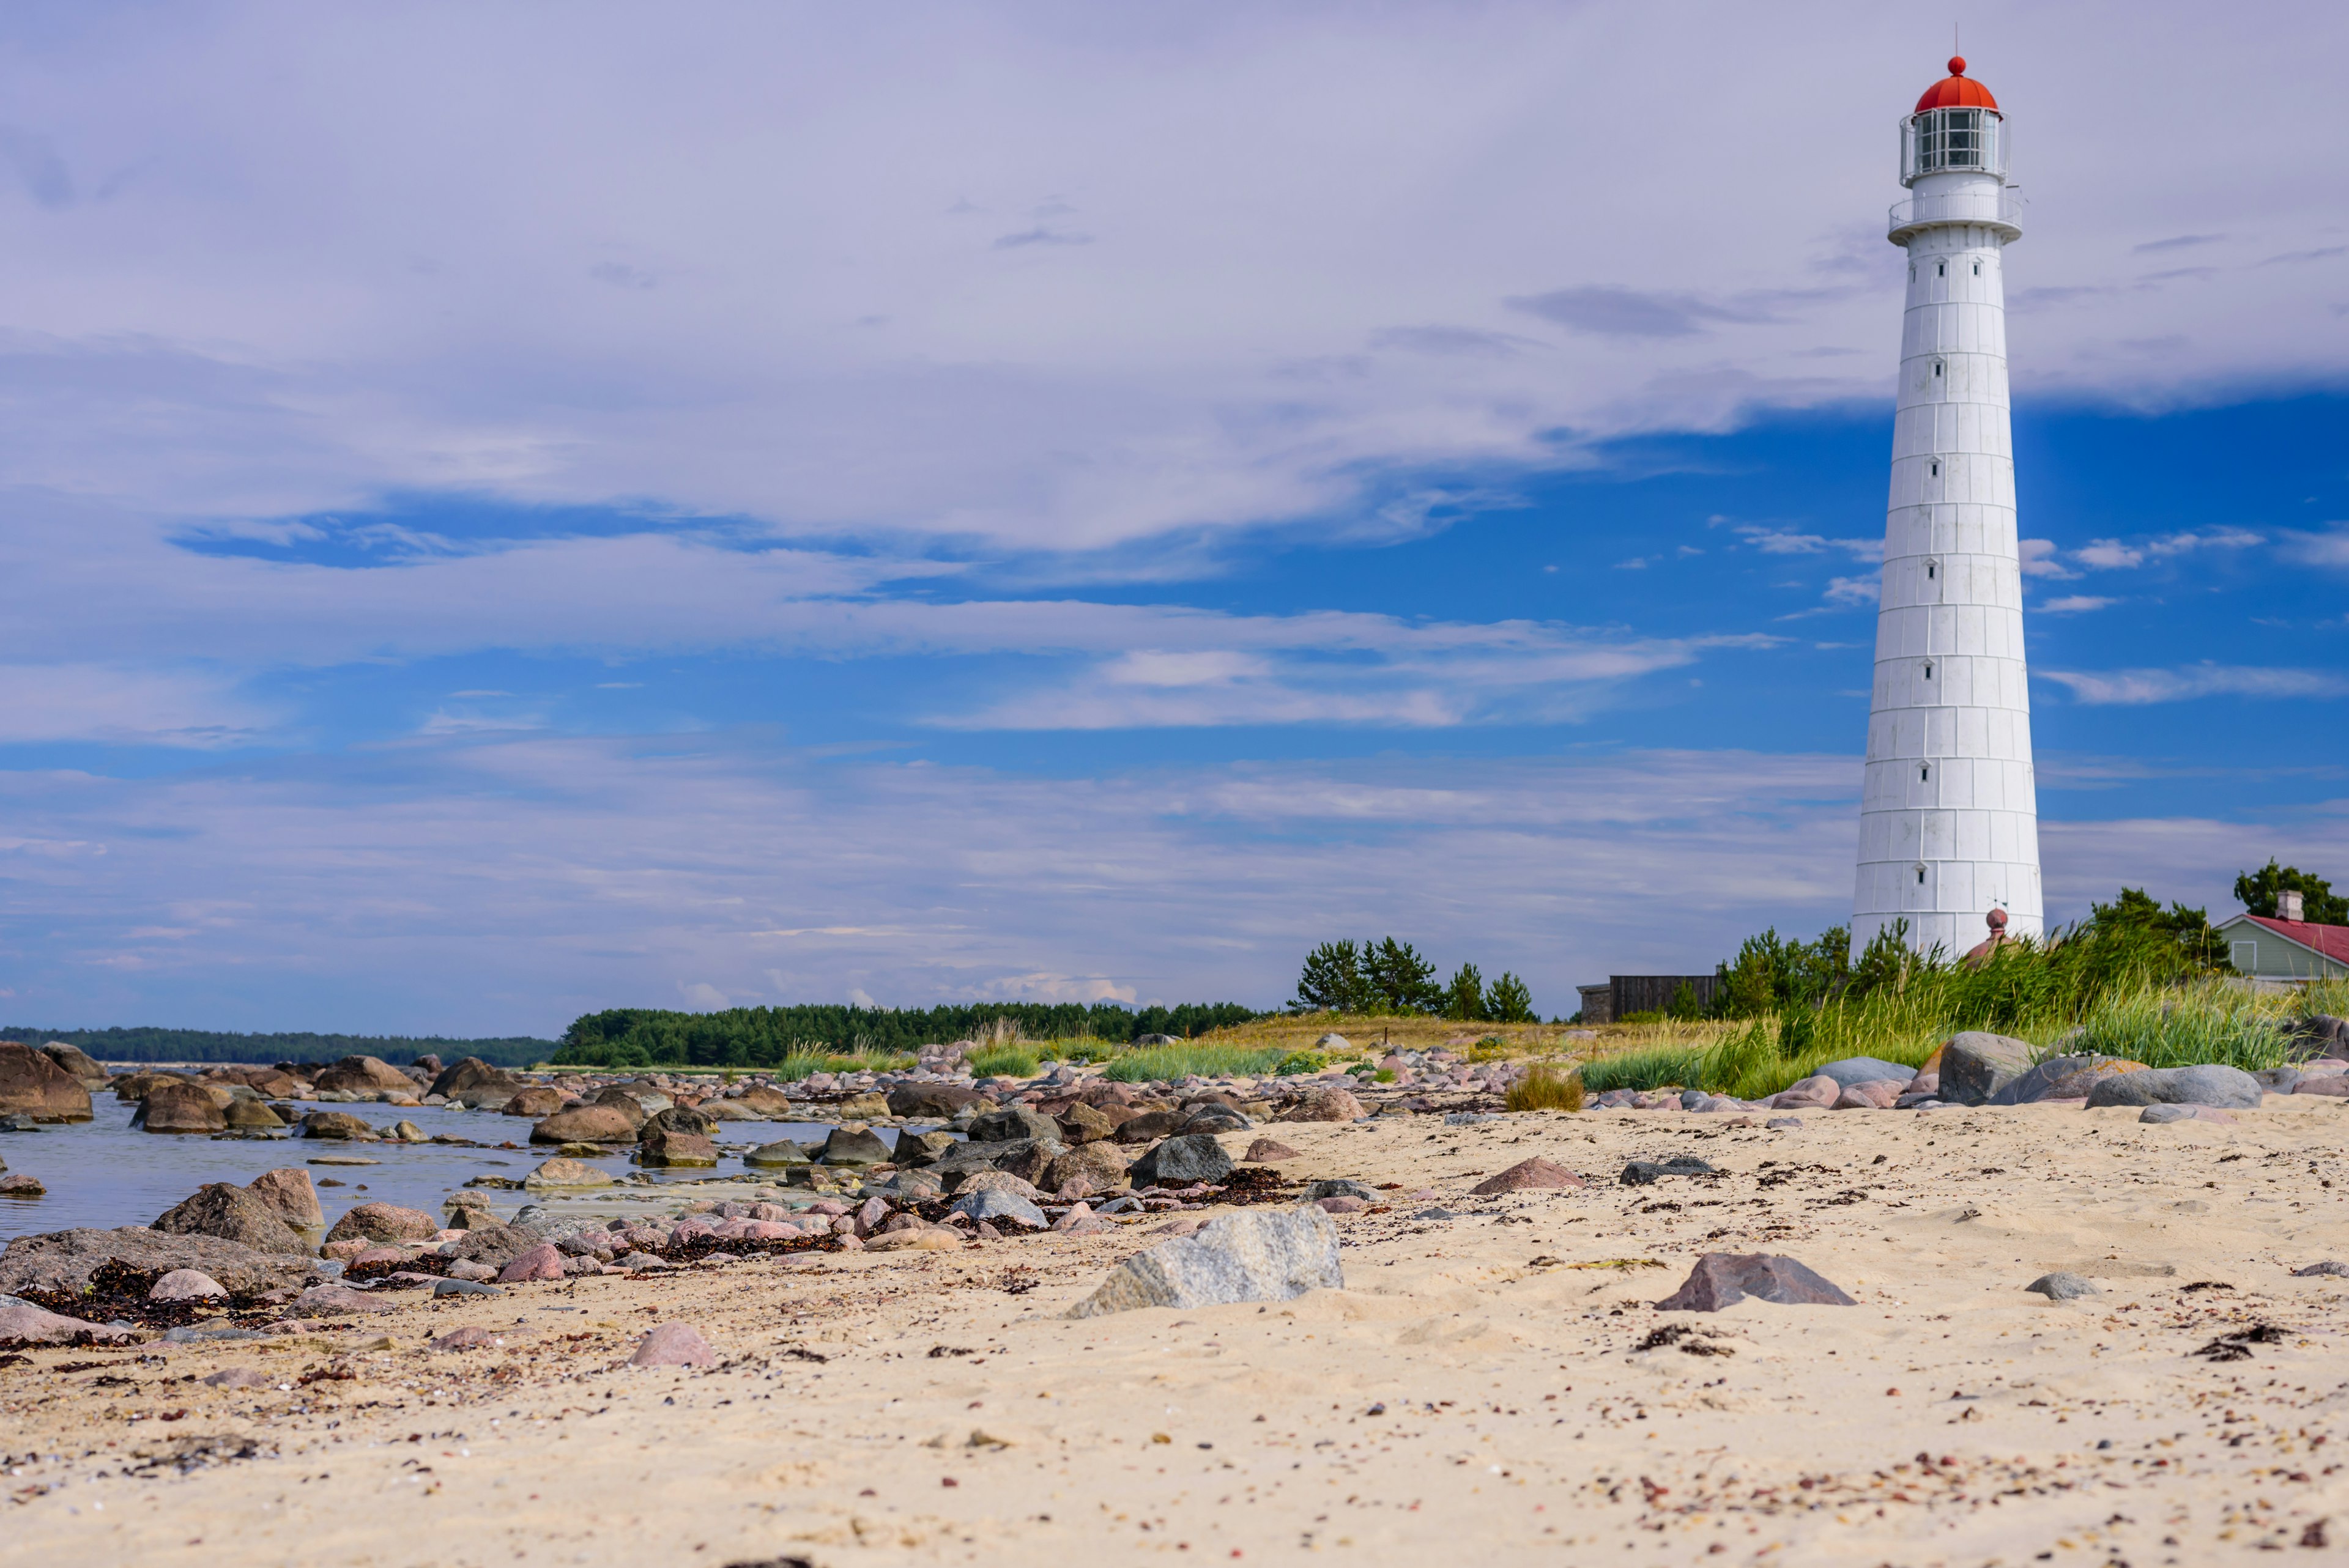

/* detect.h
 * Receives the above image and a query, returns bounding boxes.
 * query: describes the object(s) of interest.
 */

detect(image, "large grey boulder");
[1987,1054,2147,1106]
[152,1183,313,1256]
[0,1227,320,1297]
[888,1083,985,1119]
[1127,1133,1234,1187]
[1937,1032,2038,1104]
[969,1106,1059,1144]
[1809,1057,1917,1089]
[924,1136,1061,1188]
[818,1127,892,1166]
[1067,1207,1342,1318]
[2084,1063,2264,1111]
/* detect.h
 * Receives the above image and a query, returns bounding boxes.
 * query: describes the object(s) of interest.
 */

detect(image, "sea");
[0,1096,890,1243]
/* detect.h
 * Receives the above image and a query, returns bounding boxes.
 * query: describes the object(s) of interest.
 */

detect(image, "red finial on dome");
[1915,55,1998,113]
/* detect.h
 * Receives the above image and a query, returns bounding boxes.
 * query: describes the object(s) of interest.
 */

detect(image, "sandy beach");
[7,1096,2349,1567]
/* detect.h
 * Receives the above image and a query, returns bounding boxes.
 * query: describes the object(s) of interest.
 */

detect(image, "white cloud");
[0,8,2334,554]
[2037,595,2116,613]
[2280,525,2349,568]
[2072,528,2265,572]
[0,664,275,746]
[1822,576,1878,607]
[2039,664,2349,705]
[2018,539,2075,580]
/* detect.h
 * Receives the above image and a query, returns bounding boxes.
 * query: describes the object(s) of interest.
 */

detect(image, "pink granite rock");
[497,1242,566,1282]
[628,1322,718,1367]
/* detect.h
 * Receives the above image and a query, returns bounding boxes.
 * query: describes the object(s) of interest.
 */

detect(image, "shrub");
[1506,1064,1584,1113]
[1272,1049,1330,1076]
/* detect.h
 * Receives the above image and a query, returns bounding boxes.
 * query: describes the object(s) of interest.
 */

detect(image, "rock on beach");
[1127,1133,1234,1187]
[0,1041,94,1123]
[1936,1032,2038,1104]
[1469,1157,1584,1195]
[153,1183,313,1256]
[629,1322,718,1367]
[324,1202,441,1246]
[1656,1252,1857,1311]
[1069,1206,1342,1318]
[2084,1063,2264,1110]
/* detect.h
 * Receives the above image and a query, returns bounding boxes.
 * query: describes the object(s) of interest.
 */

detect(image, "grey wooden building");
[1575,974,1721,1025]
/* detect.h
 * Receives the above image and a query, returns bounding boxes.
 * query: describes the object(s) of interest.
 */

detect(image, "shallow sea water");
[0,1099,885,1242]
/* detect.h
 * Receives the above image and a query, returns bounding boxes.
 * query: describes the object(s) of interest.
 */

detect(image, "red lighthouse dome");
[1915,56,1999,113]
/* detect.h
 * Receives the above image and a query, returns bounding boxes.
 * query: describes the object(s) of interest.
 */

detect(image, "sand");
[8,1099,2349,1565]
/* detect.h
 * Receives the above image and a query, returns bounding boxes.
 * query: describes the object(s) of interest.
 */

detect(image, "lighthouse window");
[1920,764,1931,782]
[1916,864,1929,886]
[1924,558,1938,580]
[1937,261,1945,278]
[1929,460,1940,477]
[1973,261,1981,275]
[1934,360,1944,378]
[1923,660,1934,680]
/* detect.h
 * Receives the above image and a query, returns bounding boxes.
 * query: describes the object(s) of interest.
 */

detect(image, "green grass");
[1505,1064,1584,1112]
[967,1044,1042,1079]
[767,1050,915,1081]
[1570,967,2329,1101]
[2069,980,2293,1071]
[1100,1044,1292,1082]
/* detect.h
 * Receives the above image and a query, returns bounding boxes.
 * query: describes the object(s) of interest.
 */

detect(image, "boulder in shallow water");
[136,1082,226,1134]
[0,1174,43,1197]
[743,1139,812,1168]
[154,1183,313,1256]
[223,1098,286,1130]
[2084,1063,2263,1111]
[523,1156,614,1190]
[531,1104,637,1144]
[245,1168,324,1230]
[324,1202,441,1245]
[1069,1207,1341,1318]
[500,1086,568,1118]
[1655,1252,1855,1311]
[818,1126,892,1166]
[299,1109,377,1140]
[0,1041,93,1123]
[637,1128,718,1167]
[311,1056,417,1095]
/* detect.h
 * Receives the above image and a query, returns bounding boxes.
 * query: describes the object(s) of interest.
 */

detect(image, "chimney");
[2278,889,2305,922]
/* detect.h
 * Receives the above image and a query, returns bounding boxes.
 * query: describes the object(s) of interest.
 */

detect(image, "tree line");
[1288,937,1537,1023]
[0,1026,555,1068]
[552,1000,1265,1069]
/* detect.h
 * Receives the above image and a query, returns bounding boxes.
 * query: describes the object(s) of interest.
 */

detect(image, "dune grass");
[1569,968,2329,1101]
[1099,1043,1294,1082]
[1505,1063,1584,1112]
[966,1043,1042,1079]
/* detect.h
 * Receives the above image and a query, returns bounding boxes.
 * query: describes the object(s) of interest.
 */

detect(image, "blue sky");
[0,4,2344,1035]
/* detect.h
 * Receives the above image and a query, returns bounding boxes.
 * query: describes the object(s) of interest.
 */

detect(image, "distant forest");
[555,1001,1264,1068]
[1,1026,556,1069]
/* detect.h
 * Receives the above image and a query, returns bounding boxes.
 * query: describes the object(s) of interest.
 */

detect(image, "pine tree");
[1291,940,1365,1012]
[1364,937,1441,1013]
[1485,971,1535,1023]
[1444,963,1486,1021]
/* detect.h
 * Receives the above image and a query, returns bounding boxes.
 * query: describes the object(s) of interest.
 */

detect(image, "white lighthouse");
[1851,57,2042,958]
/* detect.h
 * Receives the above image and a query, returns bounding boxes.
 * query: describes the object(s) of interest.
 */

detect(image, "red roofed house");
[2213,891,2349,981]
